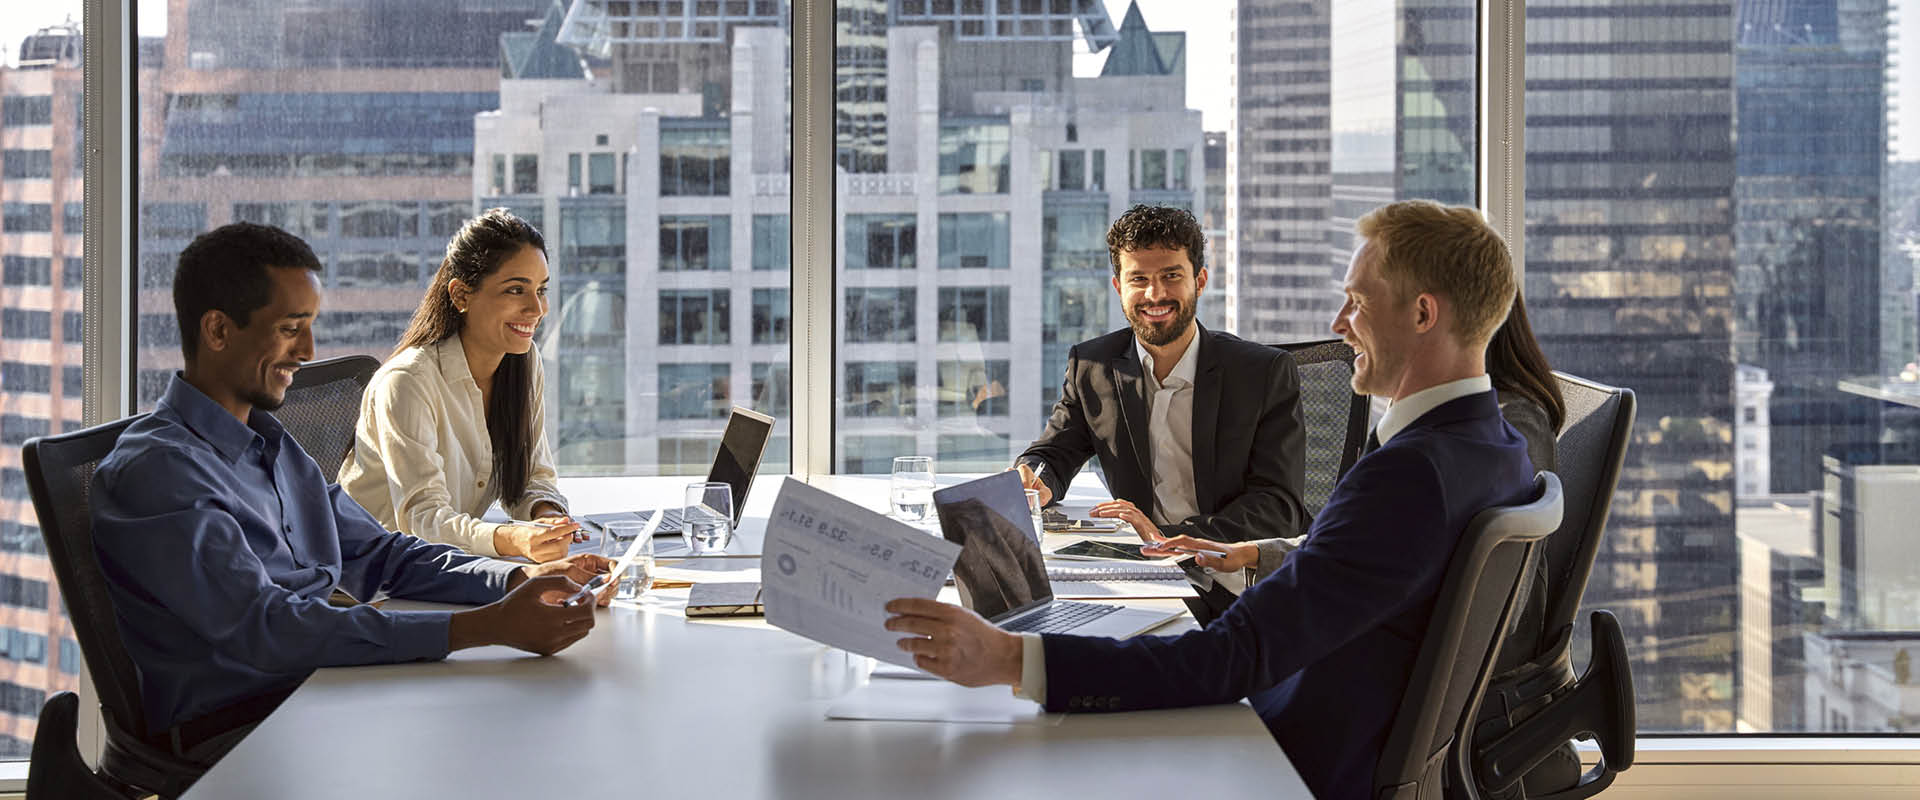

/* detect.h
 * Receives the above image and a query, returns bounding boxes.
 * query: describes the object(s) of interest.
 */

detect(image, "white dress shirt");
[1373,375,1493,447]
[1014,373,1498,705]
[337,335,568,556]
[1135,336,1201,527]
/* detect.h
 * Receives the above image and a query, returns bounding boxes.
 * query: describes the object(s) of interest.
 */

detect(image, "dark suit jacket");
[1040,390,1535,800]
[1019,325,1308,543]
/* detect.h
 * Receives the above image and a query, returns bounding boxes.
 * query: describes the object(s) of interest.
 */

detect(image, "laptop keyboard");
[1000,600,1121,634]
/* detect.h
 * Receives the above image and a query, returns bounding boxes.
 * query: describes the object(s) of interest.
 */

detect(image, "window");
[752,214,789,271]
[844,288,915,343]
[587,153,617,195]
[337,202,416,238]
[936,287,1009,342]
[752,362,791,417]
[658,289,731,346]
[843,362,916,418]
[658,363,730,420]
[140,202,203,238]
[659,215,731,271]
[1,151,52,179]
[1043,201,1110,272]
[1138,149,1167,190]
[2,203,52,233]
[1058,149,1086,191]
[2,96,52,126]
[939,120,1011,194]
[752,288,790,345]
[939,359,1010,417]
[512,154,538,194]
[937,213,1010,269]
[937,433,1014,472]
[660,124,730,196]
[845,214,917,269]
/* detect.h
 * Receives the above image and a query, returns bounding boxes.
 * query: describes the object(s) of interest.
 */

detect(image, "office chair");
[276,354,381,479]
[1273,339,1370,516]
[1373,472,1564,800]
[28,691,139,799]
[1468,375,1638,799]
[24,417,211,798]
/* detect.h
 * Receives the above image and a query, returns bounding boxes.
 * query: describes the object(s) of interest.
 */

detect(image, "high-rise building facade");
[1524,1,1740,731]
[480,1,1203,475]
[1733,0,1886,494]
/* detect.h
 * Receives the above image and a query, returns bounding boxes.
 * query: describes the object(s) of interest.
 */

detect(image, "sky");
[2,1,1915,158]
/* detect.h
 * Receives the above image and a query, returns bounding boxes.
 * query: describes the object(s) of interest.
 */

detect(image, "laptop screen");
[706,407,774,524]
[933,471,1052,621]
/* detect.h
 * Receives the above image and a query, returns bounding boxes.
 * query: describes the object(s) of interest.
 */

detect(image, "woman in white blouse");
[339,209,579,562]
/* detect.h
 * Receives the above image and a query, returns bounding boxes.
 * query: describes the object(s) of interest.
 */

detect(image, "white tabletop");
[184,475,1311,800]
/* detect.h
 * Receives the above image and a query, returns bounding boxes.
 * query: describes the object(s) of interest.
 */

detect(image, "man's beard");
[1128,298,1197,347]
[246,388,287,412]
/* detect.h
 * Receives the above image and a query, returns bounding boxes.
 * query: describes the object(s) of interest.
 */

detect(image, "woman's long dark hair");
[398,208,546,505]
[1487,292,1566,431]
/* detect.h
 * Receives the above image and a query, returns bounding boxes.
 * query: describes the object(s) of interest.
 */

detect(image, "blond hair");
[1355,200,1515,347]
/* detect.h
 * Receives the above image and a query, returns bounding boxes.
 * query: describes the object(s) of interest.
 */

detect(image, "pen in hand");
[564,573,611,607]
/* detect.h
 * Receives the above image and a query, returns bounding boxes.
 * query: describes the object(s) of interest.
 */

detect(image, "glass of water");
[601,520,654,601]
[683,482,735,555]
[890,456,936,523]
[1024,488,1044,543]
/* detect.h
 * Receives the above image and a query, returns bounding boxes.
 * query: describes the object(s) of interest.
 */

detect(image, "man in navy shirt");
[92,222,610,767]
[885,201,1536,800]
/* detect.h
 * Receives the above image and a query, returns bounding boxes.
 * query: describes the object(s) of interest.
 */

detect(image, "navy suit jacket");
[1040,390,1535,800]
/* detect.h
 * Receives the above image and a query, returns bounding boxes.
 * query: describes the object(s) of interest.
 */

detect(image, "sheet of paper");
[827,679,1063,725]
[608,510,662,580]
[761,478,962,668]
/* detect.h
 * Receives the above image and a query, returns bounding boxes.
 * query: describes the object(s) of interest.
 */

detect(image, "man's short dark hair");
[173,222,322,363]
[1105,204,1207,278]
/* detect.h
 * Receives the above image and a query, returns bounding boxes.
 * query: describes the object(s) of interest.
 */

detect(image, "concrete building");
[1737,365,1776,501]
[478,1,1203,475]
[1735,498,1820,732]
[1803,631,1920,731]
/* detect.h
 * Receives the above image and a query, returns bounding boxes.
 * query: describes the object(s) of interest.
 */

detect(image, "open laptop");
[933,472,1183,638]
[583,406,775,535]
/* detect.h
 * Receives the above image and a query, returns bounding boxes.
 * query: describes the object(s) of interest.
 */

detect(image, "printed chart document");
[761,478,961,668]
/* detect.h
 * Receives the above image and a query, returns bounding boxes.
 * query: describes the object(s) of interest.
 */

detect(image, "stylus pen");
[564,573,611,607]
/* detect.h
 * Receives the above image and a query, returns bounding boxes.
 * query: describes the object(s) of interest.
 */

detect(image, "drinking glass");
[683,482,735,555]
[1024,488,1044,543]
[890,456,936,522]
[601,520,654,601]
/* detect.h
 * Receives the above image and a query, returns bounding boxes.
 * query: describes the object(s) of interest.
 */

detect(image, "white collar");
[1135,330,1201,388]
[1374,375,1492,446]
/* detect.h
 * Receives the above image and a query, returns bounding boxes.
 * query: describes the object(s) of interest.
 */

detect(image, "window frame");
[37,0,1920,788]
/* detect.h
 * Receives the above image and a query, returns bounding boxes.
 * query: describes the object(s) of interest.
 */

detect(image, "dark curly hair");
[1105,204,1207,279]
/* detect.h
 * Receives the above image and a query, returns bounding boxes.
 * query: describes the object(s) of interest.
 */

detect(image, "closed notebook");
[685,582,764,617]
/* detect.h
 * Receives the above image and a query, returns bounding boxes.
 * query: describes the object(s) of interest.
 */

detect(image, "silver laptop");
[583,406,774,535]
[933,472,1182,638]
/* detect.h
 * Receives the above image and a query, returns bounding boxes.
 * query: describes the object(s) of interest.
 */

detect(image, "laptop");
[933,472,1183,638]
[583,406,775,535]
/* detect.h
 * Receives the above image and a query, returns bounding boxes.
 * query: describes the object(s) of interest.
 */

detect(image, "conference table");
[183,475,1312,799]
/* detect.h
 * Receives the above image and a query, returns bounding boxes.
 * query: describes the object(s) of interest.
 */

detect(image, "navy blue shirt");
[92,375,520,732]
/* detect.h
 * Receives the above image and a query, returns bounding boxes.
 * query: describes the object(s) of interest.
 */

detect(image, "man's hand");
[1014,462,1053,507]
[883,598,1023,688]
[513,554,617,607]
[493,519,580,563]
[1089,499,1162,543]
[1143,535,1258,572]
[450,574,596,654]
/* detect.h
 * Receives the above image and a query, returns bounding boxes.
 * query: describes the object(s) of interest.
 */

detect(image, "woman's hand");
[494,518,582,563]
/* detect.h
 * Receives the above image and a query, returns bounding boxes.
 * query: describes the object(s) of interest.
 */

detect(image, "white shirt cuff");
[1012,633,1046,704]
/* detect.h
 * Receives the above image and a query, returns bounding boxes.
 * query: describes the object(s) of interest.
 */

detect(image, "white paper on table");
[609,511,662,578]
[827,679,1062,726]
[761,478,961,669]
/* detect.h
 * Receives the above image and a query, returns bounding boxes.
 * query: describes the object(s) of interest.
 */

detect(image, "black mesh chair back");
[1273,339,1370,516]
[29,691,137,799]
[275,354,380,479]
[1374,472,1564,800]
[1539,374,1634,638]
[24,416,208,796]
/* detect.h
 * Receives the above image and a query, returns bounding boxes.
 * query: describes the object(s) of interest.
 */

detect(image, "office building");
[1733,0,1887,494]
[1802,631,1920,731]
[1735,498,1820,732]
[478,1,1202,475]
[134,0,547,405]
[1737,365,1775,501]
[1524,2,1739,730]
